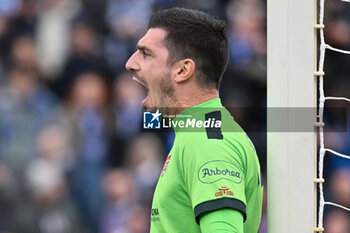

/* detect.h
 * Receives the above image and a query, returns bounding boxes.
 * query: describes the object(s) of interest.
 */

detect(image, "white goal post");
[267,0,317,232]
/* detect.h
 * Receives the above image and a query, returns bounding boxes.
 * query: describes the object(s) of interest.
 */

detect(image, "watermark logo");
[143,109,222,130]
[143,110,161,129]
[198,160,242,184]
[163,117,221,129]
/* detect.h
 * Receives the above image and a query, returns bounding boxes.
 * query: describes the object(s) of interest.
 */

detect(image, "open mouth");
[132,76,149,106]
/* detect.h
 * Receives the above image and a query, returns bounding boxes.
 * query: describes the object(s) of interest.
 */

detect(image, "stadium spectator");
[99,168,136,233]
[62,72,113,231]
[10,35,38,71]
[124,134,163,203]
[26,124,86,233]
[113,72,144,141]
[36,0,81,80]
[0,67,57,171]
[56,20,110,98]
[324,209,350,233]
[110,72,145,165]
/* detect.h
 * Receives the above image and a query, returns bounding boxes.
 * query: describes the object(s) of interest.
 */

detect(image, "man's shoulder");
[174,105,254,154]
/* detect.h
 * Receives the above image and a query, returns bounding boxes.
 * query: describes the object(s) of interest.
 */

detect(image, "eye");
[140,50,150,57]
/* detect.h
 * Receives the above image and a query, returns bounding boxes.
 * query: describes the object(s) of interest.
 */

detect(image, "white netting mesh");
[316,0,350,230]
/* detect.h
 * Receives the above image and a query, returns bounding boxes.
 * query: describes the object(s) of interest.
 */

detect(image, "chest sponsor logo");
[161,155,171,176]
[198,160,242,184]
[215,186,234,197]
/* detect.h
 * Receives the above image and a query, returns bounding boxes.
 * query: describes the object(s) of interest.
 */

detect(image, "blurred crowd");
[0,0,268,233]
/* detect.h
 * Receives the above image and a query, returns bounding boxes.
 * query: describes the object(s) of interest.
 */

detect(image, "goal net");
[268,0,350,232]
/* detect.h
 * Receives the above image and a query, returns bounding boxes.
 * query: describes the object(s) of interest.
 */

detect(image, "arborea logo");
[198,160,242,184]
[143,110,161,129]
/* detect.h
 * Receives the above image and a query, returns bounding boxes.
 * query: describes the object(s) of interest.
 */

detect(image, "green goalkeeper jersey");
[150,98,263,233]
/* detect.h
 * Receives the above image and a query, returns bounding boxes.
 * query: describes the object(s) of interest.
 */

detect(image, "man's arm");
[199,208,244,233]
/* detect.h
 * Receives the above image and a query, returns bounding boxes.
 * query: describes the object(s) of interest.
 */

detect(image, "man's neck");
[170,88,219,116]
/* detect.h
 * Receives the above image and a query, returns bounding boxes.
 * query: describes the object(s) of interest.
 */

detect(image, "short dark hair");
[148,7,229,89]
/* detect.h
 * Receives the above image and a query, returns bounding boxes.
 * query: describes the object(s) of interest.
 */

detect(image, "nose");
[125,51,139,71]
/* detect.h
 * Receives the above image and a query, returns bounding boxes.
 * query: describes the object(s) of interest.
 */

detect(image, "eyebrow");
[137,45,154,54]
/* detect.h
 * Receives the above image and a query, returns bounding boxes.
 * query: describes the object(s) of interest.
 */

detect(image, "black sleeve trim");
[205,111,223,139]
[194,197,247,224]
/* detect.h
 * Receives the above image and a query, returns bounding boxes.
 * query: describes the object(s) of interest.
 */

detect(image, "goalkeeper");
[125,7,263,233]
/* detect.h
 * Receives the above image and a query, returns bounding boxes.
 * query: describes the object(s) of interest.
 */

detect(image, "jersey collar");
[171,98,223,133]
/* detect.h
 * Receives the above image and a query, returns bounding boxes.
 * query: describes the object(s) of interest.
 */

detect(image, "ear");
[173,59,195,83]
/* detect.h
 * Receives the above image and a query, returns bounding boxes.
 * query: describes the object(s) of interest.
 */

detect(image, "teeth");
[132,76,148,90]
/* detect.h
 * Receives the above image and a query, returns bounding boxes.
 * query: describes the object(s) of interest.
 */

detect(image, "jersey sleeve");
[199,208,244,233]
[181,135,247,224]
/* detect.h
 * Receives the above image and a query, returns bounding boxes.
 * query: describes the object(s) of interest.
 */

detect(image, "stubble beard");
[158,72,177,116]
